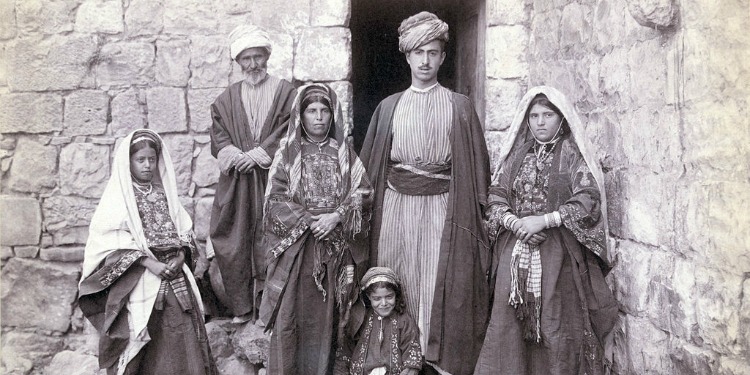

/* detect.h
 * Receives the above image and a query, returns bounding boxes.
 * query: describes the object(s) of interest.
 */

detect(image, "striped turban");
[229,24,272,60]
[398,11,449,53]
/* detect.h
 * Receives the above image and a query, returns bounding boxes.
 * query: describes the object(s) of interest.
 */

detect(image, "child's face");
[369,286,396,318]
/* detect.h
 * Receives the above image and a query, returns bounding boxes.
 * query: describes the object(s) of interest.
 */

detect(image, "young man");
[359,11,491,375]
[209,24,296,324]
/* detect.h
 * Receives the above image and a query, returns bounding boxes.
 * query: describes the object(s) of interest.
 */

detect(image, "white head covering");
[229,24,272,60]
[493,86,609,253]
[81,129,202,371]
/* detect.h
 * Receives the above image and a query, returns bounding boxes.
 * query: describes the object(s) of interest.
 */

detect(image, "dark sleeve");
[210,96,235,157]
[398,313,423,369]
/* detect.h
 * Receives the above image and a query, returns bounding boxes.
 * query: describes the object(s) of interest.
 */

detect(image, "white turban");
[229,25,272,60]
[398,11,449,53]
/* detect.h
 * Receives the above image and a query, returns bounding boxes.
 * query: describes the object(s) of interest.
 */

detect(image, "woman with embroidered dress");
[474,87,618,375]
[78,129,216,375]
[260,83,372,375]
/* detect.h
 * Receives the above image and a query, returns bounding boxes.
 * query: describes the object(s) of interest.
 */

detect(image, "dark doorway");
[350,0,485,152]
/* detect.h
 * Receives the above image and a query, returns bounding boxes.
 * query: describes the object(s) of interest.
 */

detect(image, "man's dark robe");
[209,79,296,317]
[359,90,492,374]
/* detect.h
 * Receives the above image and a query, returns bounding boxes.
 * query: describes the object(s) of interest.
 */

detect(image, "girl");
[336,266,422,375]
[78,129,216,375]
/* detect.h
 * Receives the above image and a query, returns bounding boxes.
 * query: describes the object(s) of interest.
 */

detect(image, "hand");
[194,256,210,280]
[165,251,185,280]
[527,231,548,246]
[235,154,257,173]
[310,212,342,240]
[514,215,547,244]
[141,257,172,280]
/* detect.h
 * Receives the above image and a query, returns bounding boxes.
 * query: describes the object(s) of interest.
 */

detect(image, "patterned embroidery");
[301,144,342,213]
[270,221,309,258]
[270,216,290,237]
[133,186,182,248]
[349,314,374,374]
[513,153,552,216]
[559,205,606,258]
[98,250,142,287]
[389,318,402,374]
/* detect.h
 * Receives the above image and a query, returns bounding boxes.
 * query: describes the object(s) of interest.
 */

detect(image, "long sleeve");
[398,313,423,370]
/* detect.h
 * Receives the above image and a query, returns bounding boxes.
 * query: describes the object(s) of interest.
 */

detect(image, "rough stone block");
[163,0,219,35]
[146,87,187,134]
[486,25,528,79]
[75,0,124,34]
[194,197,213,241]
[111,88,146,136]
[0,0,15,40]
[7,35,97,91]
[680,181,750,273]
[617,106,681,172]
[311,0,350,26]
[719,357,750,375]
[599,47,631,99]
[64,90,109,136]
[190,36,230,89]
[487,0,528,26]
[52,223,90,246]
[59,142,110,198]
[692,266,744,354]
[484,131,506,172]
[328,81,353,134]
[206,320,234,359]
[232,321,269,366]
[267,33,295,82]
[528,9,561,61]
[156,39,191,87]
[15,0,77,35]
[96,41,155,89]
[611,241,654,315]
[484,78,524,131]
[188,88,225,133]
[626,0,678,28]
[593,0,629,53]
[125,0,164,36]
[40,247,85,262]
[294,27,351,81]
[13,246,39,258]
[1,331,65,370]
[628,39,667,108]
[216,356,257,375]
[625,315,673,373]
[1,258,80,332]
[741,278,750,355]
[1,246,12,259]
[45,351,103,375]
[161,134,194,195]
[192,145,219,188]
[0,93,63,134]
[559,2,592,58]
[7,138,58,193]
[617,168,676,246]
[0,42,7,87]
[670,344,720,375]
[246,0,309,35]
[0,346,33,375]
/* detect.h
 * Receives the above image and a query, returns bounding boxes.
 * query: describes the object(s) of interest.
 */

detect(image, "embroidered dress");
[341,311,422,375]
[475,86,618,375]
[78,129,217,375]
[261,84,371,375]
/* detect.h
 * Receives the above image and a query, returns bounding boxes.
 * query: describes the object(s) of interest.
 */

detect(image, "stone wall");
[2,0,749,374]
[485,0,750,373]
[0,0,351,373]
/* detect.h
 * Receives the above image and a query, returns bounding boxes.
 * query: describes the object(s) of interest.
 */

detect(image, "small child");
[336,267,422,375]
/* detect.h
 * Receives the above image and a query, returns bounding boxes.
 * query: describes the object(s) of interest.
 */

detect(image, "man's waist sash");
[387,161,451,195]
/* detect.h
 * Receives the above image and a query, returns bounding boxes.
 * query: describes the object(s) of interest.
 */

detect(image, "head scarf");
[81,129,202,366]
[130,129,162,155]
[398,11,449,53]
[491,86,608,238]
[229,24,272,60]
[266,83,364,202]
[360,266,401,291]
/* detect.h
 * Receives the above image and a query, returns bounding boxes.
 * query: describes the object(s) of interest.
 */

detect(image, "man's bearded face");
[236,47,269,84]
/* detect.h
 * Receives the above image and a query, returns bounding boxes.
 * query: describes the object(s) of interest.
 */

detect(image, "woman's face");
[368,286,396,318]
[302,101,332,141]
[130,146,158,183]
[527,103,563,142]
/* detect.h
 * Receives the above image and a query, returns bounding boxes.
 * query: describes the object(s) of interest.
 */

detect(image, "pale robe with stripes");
[377,83,453,350]
[241,75,281,143]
